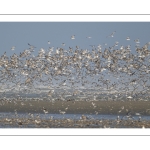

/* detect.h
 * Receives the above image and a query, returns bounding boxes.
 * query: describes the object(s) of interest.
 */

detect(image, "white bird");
[71,35,75,39]
[117,116,120,121]
[120,45,124,50]
[43,107,48,114]
[135,113,141,116]
[11,46,15,50]
[127,96,133,99]
[48,41,50,44]
[126,37,130,40]
[59,110,66,115]
[35,120,41,124]
[134,38,140,43]
[92,102,96,108]
[115,41,119,46]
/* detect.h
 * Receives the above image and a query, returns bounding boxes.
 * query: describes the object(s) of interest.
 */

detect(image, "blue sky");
[0,22,150,56]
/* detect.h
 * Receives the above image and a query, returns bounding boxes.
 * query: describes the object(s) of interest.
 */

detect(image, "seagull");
[48,41,50,44]
[71,35,75,39]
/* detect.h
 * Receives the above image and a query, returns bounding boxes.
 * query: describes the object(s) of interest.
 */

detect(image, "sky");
[0,22,150,56]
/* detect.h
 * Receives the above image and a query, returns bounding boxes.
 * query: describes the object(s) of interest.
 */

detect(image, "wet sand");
[0,117,149,128]
[0,100,150,115]
[1,100,150,128]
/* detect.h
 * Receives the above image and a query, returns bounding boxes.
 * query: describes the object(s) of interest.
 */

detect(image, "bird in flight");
[62,43,65,46]
[134,38,140,43]
[11,46,15,50]
[126,37,130,40]
[107,31,116,38]
[86,36,92,39]
[71,35,75,39]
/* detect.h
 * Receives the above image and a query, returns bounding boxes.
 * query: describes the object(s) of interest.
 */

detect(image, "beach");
[0,100,150,115]
[0,115,150,128]
[0,99,150,128]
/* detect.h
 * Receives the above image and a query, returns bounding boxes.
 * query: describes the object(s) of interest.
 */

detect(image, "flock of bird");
[0,32,149,128]
[0,32,150,103]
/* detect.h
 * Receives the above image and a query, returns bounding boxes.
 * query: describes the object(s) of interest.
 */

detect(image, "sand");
[1,100,150,128]
[0,99,150,115]
[0,117,149,128]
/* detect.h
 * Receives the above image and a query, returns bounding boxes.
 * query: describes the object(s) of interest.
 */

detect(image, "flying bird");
[71,35,75,39]
[126,37,130,40]
[86,36,92,39]
[107,31,116,38]
[11,46,15,50]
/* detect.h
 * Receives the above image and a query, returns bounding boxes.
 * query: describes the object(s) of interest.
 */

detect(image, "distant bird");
[59,110,66,115]
[115,41,119,46]
[71,35,75,39]
[135,113,141,116]
[107,31,116,38]
[48,41,50,44]
[35,119,41,124]
[11,46,15,50]
[86,36,92,39]
[80,115,87,120]
[62,43,65,46]
[127,96,133,99]
[117,116,120,121]
[28,43,31,46]
[138,116,142,122]
[120,45,124,50]
[28,43,36,49]
[17,119,23,126]
[43,107,48,114]
[126,37,130,40]
[134,38,140,43]
[50,116,54,120]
